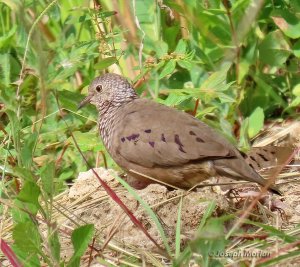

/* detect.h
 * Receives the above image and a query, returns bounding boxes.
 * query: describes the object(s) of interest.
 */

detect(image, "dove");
[78,73,281,195]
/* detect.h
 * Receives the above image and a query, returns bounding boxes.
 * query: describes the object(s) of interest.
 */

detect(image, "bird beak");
[77,94,93,110]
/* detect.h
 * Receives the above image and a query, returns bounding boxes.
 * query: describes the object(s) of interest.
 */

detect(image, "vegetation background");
[0,0,299,266]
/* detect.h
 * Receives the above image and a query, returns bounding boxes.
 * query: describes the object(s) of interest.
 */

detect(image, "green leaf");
[160,93,191,106]
[17,181,40,211]
[94,57,117,71]
[68,224,95,267]
[49,228,61,263]
[254,76,286,107]
[197,201,216,232]
[238,60,250,84]
[259,30,291,66]
[10,244,40,267]
[159,60,176,79]
[70,131,104,152]
[5,109,21,163]
[78,14,91,22]
[177,60,193,70]
[271,10,300,39]
[238,118,250,151]
[12,166,34,182]
[98,11,117,19]
[173,246,193,267]
[0,54,11,86]
[0,25,17,48]
[11,200,32,223]
[40,161,55,197]
[174,39,187,53]
[59,169,74,181]
[20,132,38,169]
[195,106,217,118]
[13,221,42,253]
[200,64,231,91]
[191,217,227,266]
[164,26,181,51]
[175,197,183,258]
[293,39,300,58]
[248,107,264,138]
[154,41,168,58]
[58,90,92,111]
[292,84,300,96]
[217,92,236,103]
[289,96,300,108]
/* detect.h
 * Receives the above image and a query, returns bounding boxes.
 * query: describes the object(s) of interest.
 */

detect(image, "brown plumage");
[78,73,281,195]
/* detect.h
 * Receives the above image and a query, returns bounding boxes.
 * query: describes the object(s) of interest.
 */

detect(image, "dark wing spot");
[263,148,275,154]
[240,151,247,158]
[174,134,186,153]
[161,133,166,142]
[227,151,236,157]
[126,133,140,141]
[258,153,269,162]
[174,134,184,147]
[121,137,125,142]
[189,130,196,136]
[196,137,204,143]
[249,155,261,167]
[144,129,151,133]
[179,146,186,153]
[149,141,155,147]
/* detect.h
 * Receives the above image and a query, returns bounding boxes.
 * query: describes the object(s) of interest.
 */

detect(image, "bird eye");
[95,85,102,92]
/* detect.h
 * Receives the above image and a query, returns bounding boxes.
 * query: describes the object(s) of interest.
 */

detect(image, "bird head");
[78,73,137,112]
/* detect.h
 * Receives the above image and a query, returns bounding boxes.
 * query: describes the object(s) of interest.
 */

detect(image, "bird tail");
[267,184,282,195]
[213,158,282,195]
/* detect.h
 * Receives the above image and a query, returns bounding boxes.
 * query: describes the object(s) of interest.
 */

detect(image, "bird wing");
[113,99,237,168]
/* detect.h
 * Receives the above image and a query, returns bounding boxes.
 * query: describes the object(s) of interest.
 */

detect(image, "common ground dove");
[78,73,281,195]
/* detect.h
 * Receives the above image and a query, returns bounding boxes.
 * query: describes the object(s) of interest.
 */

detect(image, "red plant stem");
[192,98,200,117]
[0,239,22,267]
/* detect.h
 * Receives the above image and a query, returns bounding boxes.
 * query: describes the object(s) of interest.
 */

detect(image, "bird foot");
[121,174,151,189]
